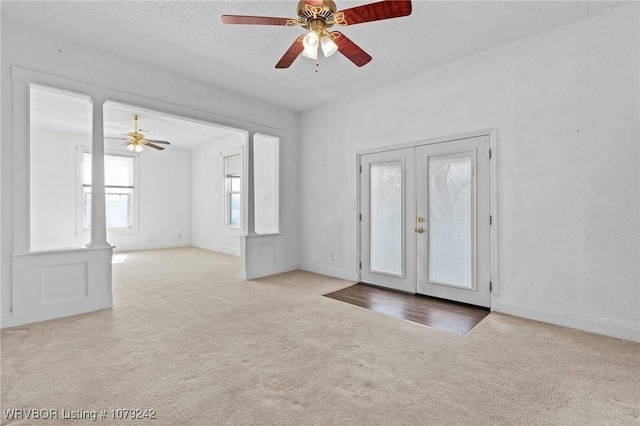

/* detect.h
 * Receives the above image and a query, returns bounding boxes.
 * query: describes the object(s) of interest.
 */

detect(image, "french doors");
[360,135,491,307]
[360,148,417,293]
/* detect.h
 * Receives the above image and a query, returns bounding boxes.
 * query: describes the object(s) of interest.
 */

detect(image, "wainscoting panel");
[257,242,276,268]
[42,262,88,304]
[241,234,291,280]
[5,246,113,328]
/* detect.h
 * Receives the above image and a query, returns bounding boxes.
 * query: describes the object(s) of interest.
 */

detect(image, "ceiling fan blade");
[275,36,304,69]
[222,15,293,26]
[144,142,165,151]
[144,139,171,145]
[335,0,412,26]
[331,32,372,67]
[106,137,129,140]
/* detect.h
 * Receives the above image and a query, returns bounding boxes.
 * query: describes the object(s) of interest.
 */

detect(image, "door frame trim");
[356,128,498,308]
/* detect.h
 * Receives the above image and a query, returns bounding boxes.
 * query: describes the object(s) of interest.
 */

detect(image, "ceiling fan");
[221,0,412,69]
[107,115,171,152]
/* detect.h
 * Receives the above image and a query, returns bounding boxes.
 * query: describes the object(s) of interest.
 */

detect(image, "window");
[225,154,241,228]
[81,152,137,230]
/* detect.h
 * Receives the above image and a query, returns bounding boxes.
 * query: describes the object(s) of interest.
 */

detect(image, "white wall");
[192,133,245,255]
[299,4,639,341]
[1,21,301,322]
[30,127,91,250]
[254,134,279,235]
[29,127,192,252]
[121,142,192,252]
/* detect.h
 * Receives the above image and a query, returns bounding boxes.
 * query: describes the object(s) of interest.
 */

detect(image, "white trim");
[223,154,242,229]
[492,300,640,343]
[13,245,113,257]
[300,261,359,282]
[190,242,240,257]
[355,152,362,282]
[12,67,283,136]
[112,242,192,254]
[13,78,30,253]
[488,129,498,301]
[356,128,496,156]
[2,300,112,329]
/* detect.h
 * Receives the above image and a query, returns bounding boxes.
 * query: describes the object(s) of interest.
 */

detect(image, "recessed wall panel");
[42,262,88,304]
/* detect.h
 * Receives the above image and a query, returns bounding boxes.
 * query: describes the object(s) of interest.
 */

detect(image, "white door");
[360,148,416,293]
[360,135,492,307]
[416,136,491,307]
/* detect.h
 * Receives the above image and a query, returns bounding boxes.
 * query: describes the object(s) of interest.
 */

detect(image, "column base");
[86,242,112,249]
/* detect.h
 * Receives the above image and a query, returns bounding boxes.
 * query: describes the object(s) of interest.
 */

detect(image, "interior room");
[1,1,638,424]
[29,85,252,254]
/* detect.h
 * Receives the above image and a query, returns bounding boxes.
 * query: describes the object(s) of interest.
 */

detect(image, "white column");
[12,79,31,253]
[88,97,110,248]
[244,133,257,236]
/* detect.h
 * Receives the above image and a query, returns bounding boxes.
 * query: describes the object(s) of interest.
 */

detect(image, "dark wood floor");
[324,283,489,336]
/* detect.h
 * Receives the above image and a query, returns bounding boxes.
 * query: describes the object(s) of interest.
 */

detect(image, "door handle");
[416,227,424,234]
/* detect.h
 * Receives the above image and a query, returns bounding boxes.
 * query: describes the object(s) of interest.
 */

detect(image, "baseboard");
[0,314,14,328]
[191,242,240,257]
[113,242,192,253]
[244,261,299,280]
[1,295,112,329]
[299,261,359,282]
[492,299,640,343]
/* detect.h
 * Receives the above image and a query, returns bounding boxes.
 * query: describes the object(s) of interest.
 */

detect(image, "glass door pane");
[370,161,404,276]
[428,154,473,288]
[360,147,416,294]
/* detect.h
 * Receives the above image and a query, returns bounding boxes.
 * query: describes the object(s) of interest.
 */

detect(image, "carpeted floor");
[1,247,639,425]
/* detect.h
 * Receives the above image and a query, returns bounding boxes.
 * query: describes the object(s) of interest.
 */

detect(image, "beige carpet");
[1,247,639,425]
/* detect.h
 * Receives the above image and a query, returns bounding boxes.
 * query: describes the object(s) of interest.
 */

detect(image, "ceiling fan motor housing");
[297,0,337,29]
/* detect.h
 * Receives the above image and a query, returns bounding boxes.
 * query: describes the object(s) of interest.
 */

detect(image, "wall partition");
[6,70,113,328]
[5,66,291,327]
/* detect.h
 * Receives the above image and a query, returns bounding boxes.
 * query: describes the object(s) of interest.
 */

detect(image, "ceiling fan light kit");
[221,0,412,69]
[126,141,144,152]
[302,29,320,60]
[320,36,339,57]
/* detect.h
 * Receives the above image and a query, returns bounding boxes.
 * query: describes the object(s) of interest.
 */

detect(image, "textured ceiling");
[3,1,624,112]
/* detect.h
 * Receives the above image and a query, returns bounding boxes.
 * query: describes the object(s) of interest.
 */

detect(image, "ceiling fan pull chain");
[315,60,319,73]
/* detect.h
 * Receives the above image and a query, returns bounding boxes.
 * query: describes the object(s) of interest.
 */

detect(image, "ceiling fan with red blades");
[221,0,412,68]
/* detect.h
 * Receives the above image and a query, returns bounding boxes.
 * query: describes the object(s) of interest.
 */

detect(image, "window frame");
[76,148,140,235]
[224,154,241,229]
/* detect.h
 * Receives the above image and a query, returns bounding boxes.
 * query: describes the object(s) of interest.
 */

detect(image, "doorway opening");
[29,85,249,258]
